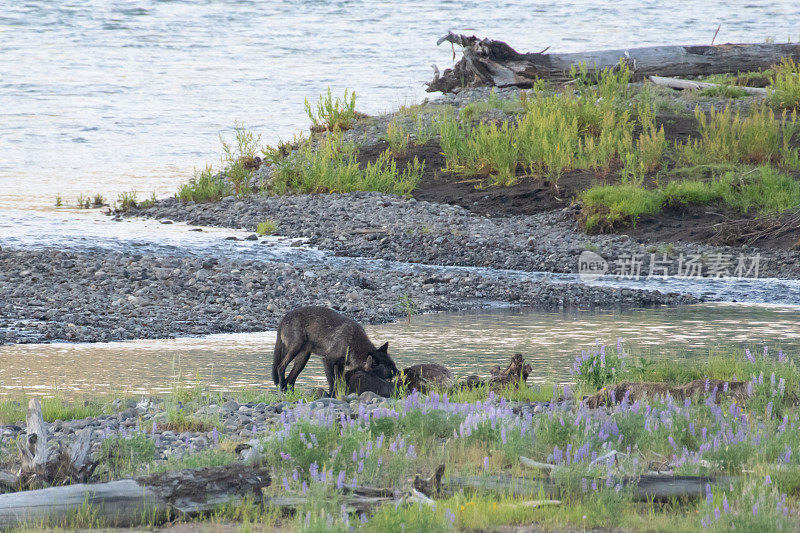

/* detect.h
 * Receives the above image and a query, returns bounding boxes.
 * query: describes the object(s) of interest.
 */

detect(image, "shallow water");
[1,303,797,398]
[3,0,800,211]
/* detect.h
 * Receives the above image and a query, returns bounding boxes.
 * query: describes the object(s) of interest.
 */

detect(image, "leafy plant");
[256,219,278,235]
[305,88,358,132]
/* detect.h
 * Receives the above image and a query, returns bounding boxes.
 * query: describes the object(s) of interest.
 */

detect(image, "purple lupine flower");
[591,480,597,491]
[765,474,772,485]
[446,508,456,525]
[406,445,416,459]
[779,350,786,363]
[211,427,219,447]
[282,477,290,491]
[747,381,754,396]
[301,481,308,494]
[360,513,368,524]
[714,507,720,520]
[705,483,713,504]
[483,456,489,471]
[358,459,364,472]
[752,503,758,516]
[293,469,299,481]
[280,451,291,460]
[337,470,345,489]
[722,494,729,513]
[767,402,773,417]
[746,349,755,363]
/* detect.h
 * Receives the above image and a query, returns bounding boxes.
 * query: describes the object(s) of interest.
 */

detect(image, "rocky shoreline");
[0,247,693,345]
[128,191,800,280]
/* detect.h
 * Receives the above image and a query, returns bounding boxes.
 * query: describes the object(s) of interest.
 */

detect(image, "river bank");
[0,248,692,345]
[0,346,797,531]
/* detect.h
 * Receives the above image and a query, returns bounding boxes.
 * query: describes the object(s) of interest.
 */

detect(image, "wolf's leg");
[285,345,312,389]
[277,342,303,392]
[323,360,337,396]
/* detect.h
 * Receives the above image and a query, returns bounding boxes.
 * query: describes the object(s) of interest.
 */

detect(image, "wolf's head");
[364,342,398,379]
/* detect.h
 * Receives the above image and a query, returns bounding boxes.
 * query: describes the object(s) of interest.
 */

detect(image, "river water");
[1,304,798,398]
[2,1,800,397]
[3,0,800,210]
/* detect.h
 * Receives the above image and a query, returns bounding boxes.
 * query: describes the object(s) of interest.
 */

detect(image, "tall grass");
[678,105,799,167]
[271,134,423,196]
[580,165,800,231]
[178,165,231,203]
[768,57,800,110]
[305,88,358,132]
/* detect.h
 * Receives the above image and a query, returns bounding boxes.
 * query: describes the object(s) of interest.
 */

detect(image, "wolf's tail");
[272,337,283,386]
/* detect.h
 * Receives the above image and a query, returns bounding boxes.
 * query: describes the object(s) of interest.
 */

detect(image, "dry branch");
[426,33,800,92]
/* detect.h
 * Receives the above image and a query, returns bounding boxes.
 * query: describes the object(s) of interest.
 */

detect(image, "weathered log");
[0,464,271,529]
[445,474,736,501]
[649,75,768,95]
[16,399,50,485]
[426,33,800,92]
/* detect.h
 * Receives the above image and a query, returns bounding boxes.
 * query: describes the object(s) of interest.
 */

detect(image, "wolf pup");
[272,306,399,395]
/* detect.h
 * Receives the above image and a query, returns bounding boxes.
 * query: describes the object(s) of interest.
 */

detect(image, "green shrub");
[768,57,800,110]
[271,135,422,196]
[96,432,156,479]
[178,165,231,203]
[579,184,662,231]
[305,88,358,132]
[256,219,278,235]
[678,104,799,167]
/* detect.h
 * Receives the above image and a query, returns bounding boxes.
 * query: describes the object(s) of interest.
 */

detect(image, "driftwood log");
[426,33,800,92]
[583,379,749,409]
[12,399,97,488]
[0,464,270,529]
[446,473,736,502]
[649,75,768,96]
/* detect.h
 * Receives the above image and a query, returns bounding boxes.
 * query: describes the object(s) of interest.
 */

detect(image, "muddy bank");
[0,248,692,345]
[128,192,800,280]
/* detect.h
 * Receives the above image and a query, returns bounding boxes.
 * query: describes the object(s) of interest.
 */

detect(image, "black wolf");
[272,306,399,394]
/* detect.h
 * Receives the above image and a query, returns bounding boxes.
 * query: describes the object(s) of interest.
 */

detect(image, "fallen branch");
[426,33,800,92]
[649,75,768,95]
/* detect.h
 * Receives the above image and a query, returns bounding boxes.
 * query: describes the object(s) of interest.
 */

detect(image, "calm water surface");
[3,0,800,210]
[1,303,797,398]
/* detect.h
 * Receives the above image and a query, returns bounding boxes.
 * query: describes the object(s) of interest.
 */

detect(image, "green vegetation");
[678,105,799,167]
[305,88,358,132]
[459,88,525,122]
[0,396,108,425]
[178,164,232,203]
[116,190,139,211]
[580,165,800,231]
[383,118,409,156]
[438,62,664,186]
[768,57,800,110]
[54,194,62,207]
[256,219,278,235]
[271,133,423,196]
[697,85,749,99]
[7,344,800,532]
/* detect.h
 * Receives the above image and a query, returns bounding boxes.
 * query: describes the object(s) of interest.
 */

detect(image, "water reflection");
[1,303,797,398]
